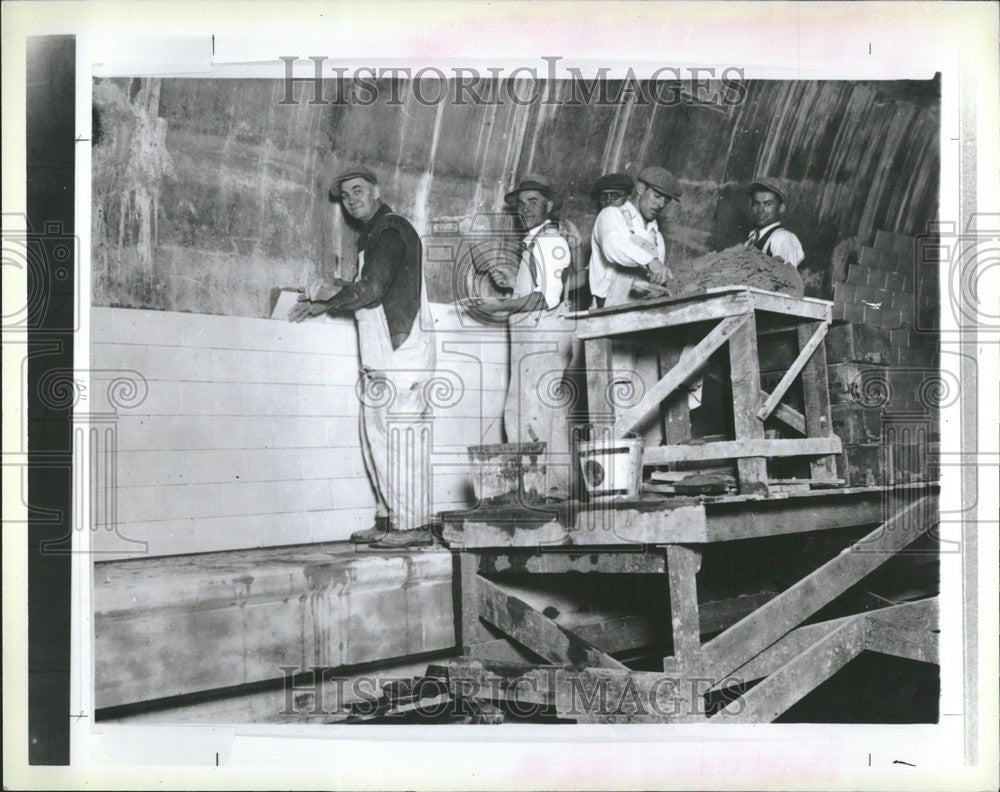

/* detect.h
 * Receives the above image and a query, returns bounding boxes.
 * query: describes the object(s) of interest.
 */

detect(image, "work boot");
[349,515,390,544]
[372,527,434,548]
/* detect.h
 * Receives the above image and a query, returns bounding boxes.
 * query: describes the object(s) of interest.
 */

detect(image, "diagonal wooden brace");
[756,321,829,422]
[614,314,749,437]
[696,493,937,683]
[477,576,627,670]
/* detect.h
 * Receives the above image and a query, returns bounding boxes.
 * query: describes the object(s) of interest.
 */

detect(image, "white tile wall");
[91,304,510,557]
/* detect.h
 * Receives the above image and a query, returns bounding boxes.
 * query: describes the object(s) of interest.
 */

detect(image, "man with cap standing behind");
[745,179,805,267]
[289,167,437,547]
[475,175,576,500]
[589,166,680,308]
[591,172,634,211]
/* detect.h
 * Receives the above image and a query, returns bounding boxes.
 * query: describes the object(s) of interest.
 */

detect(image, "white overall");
[504,229,575,499]
[355,249,437,532]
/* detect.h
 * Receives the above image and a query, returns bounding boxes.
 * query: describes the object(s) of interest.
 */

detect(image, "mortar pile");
[672,244,805,297]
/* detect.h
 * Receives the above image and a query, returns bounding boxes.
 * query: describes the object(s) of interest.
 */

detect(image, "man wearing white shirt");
[589,166,680,307]
[745,180,805,267]
[481,175,576,499]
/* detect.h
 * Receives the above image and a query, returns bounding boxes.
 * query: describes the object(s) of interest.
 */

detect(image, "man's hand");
[288,297,327,323]
[646,259,672,285]
[488,265,516,290]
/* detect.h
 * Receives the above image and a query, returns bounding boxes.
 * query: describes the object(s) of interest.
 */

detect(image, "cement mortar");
[672,244,805,297]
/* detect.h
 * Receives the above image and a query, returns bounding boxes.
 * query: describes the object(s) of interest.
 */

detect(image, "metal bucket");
[577,437,644,499]
[467,442,547,503]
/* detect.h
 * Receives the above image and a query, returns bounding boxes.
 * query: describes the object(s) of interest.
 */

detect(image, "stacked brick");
[825,231,940,486]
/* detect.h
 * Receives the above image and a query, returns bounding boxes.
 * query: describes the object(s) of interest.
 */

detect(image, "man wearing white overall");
[289,168,436,547]
[480,175,576,500]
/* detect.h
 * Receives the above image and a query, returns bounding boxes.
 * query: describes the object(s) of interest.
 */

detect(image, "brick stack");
[825,231,940,486]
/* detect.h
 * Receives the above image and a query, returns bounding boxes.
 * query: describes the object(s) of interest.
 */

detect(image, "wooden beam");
[698,494,937,681]
[470,591,778,664]
[728,311,768,493]
[710,617,866,723]
[798,322,839,481]
[748,290,832,321]
[709,599,937,692]
[585,337,615,424]
[664,546,703,671]
[614,315,749,437]
[643,437,842,465]
[480,551,667,574]
[477,577,628,670]
[456,552,485,651]
[864,600,939,664]
[575,292,751,340]
[756,322,828,421]
[765,391,806,434]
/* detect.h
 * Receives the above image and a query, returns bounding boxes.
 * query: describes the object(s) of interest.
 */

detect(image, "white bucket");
[577,437,644,499]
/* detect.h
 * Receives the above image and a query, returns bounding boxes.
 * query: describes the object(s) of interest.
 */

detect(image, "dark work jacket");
[324,203,422,350]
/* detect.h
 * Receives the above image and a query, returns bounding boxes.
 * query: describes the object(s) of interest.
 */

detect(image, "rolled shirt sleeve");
[593,206,659,269]
[767,229,805,268]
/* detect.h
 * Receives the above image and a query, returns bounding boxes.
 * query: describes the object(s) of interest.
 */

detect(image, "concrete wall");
[92,77,939,315]
[91,303,508,559]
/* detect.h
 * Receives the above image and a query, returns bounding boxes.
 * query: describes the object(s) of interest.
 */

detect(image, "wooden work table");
[567,286,841,494]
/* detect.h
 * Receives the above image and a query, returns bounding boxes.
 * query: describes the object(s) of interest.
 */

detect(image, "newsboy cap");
[749,179,787,205]
[591,172,634,197]
[637,166,683,201]
[331,167,378,197]
[504,174,562,212]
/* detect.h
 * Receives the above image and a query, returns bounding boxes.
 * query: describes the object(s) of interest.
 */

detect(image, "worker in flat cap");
[591,172,634,210]
[289,167,437,547]
[745,179,804,268]
[589,165,679,308]
[471,174,577,500]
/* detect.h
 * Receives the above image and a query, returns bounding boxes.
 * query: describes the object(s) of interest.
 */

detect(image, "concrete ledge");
[95,543,455,709]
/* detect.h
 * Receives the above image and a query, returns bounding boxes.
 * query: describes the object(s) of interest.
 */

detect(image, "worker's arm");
[463,292,547,316]
[768,230,805,268]
[593,206,659,269]
[323,228,403,311]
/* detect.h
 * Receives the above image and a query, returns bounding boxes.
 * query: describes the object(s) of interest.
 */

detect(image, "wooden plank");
[664,546,702,670]
[567,286,748,319]
[698,493,937,681]
[864,614,939,664]
[470,591,777,664]
[480,551,667,574]
[585,337,615,424]
[477,577,628,669]
[710,617,866,723]
[709,599,936,691]
[798,321,838,480]
[756,322,828,421]
[643,437,842,465]
[748,290,832,321]
[766,392,806,434]
[614,315,749,437]
[663,344,693,445]
[574,292,751,340]
[456,552,485,651]
[727,311,768,494]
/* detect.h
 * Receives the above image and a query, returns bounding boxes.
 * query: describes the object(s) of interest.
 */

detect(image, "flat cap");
[637,166,682,201]
[331,168,378,196]
[749,179,786,205]
[504,174,562,212]
[591,172,634,196]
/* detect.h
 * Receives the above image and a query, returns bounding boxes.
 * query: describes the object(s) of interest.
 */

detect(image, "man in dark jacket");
[290,168,436,547]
